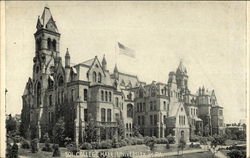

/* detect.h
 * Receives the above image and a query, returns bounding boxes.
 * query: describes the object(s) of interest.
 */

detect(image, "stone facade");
[21,7,225,144]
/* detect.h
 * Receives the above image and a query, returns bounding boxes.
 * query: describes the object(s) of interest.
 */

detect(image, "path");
[134,149,207,158]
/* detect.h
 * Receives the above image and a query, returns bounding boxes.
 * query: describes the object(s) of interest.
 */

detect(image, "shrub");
[21,140,30,149]
[11,143,18,158]
[167,136,175,144]
[190,143,201,148]
[52,144,61,157]
[31,138,39,153]
[227,149,246,158]
[91,142,101,149]
[166,141,170,149]
[13,135,23,143]
[144,137,156,152]
[6,142,12,158]
[66,143,79,155]
[156,138,168,144]
[124,138,132,146]
[42,142,53,152]
[120,139,127,147]
[81,142,92,150]
[190,135,200,142]
[100,140,112,149]
[199,137,207,145]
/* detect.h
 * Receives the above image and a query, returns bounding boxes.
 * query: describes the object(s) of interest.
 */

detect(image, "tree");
[117,112,125,140]
[53,117,65,146]
[85,114,99,142]
[6,114,17,134]
[132,124,142,138]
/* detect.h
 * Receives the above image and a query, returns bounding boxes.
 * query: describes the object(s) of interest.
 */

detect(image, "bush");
[190,135,200,142]
[13,135,23,143]
[6,142,12,158]
[190,143,201,148]
[112,137,121,148]
[11,143,18,158]
[156,138,168,144]
[52,144,61,157]
[167,136,175,144]
[91,142,101,149]
[227,149,246,158]
[166,141,170,149]
[124,138,132,145]
[81,142,92,150]
[120,139,127,147]
[66,143,79,155]
[42,142,53,152]
[31,138,39,153]
[21,140,30,149]
[199,137,207,145]
[100,140,112,149]
[144,137,156,152]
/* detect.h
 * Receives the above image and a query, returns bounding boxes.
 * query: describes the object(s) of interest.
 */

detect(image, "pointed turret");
[36,7,58,33]
[65,48,70,83]
[102,54,107,71]
[176,60,187,74]
[114,64,119,79]
[176,60,188,92]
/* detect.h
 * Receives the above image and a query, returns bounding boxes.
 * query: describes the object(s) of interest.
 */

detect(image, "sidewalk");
[134,149,207,158]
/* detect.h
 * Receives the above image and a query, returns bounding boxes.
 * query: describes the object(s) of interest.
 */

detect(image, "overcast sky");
[5,1,247,123]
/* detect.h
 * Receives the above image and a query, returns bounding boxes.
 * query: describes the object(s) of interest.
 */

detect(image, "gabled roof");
[80,58,95,67]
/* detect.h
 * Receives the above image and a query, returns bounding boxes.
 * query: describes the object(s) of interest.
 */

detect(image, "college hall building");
[21,7,225,144]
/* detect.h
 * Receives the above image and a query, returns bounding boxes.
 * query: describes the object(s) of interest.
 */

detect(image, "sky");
[5,1,247,123]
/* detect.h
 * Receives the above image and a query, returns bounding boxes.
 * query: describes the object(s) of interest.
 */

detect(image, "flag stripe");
[118,42,135,58]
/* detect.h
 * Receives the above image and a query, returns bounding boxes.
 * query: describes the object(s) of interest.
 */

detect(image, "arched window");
[127,104,133,118]
[52,39,56,51]
[163,101,166,110]
[83,89,88,101]
[109,92,112,102]
[36,82,41,107]
[101,90,104,101]
[93,71,97,82]
[71,89,74,102]
[36,38,41,51]
[101,108,106,122]
[105,91,108,101]
[58,76,64,87]
[48,76,54,89]
[98,73,102,83]
[107,109,111,122]
[139,89,144,98]
[115,97,119,107]
[47,38,51,50]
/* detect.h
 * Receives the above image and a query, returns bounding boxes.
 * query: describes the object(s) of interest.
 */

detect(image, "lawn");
[155,151,214,158]
[225,139,246,146]
[18,144,196,158]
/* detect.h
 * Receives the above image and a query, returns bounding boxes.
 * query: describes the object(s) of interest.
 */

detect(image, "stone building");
[21,7,225,144]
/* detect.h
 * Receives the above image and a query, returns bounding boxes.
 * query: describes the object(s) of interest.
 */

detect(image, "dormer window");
[93,71,97,82]
[98,73,102,83]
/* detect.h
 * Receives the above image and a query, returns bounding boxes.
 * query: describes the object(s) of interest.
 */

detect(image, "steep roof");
[80,58,95,67]
[176,60,187,74]
[37,7,58,33]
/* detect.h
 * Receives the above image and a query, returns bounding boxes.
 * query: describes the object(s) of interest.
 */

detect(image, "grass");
[18,144,196,158]
[225,139,246,146]
[154,151,214,158]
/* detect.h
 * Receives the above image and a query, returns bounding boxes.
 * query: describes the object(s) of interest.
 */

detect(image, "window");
[101,108,106,122]
[126,123,128,130]
[84,89,88,101]
[151,88,156,97]
[71,89,74,102]
[141,116,144,125]
[61,91,64,103]
[143,103,146,112]
[139,89,144,98]
[163,115,166,124]
[115,97,119,107]
[150,115,153,125]
[140,103,142,112]
[153,101,157,110]
[58,76,64,86]
[84,109,88,122]
[105,91,108,101]
[163,101,166,110]
[36,38,41,51]
[137,103,139,112]
[52,39,56,51]
[150,101,153,110]
[154,115,157,125]
[127,104,133,118]
[47,38,51,50]
[37,82,41,107]
[101,90,104,101]
[138,116,141,125]
[93,71,97,82]
[98,73,102,83]
[49,95,52,106]
[109,92,112,102]
[107,109,111,122]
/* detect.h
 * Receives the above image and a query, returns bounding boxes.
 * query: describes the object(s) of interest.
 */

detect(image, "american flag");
[118,42,135,58]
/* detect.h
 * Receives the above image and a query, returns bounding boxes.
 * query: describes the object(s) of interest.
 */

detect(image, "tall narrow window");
[101,108,106,122]
[105,91,108,101]
[154,114,157,125]
[71,89,74,102]
[115,97,119,107]
[93,71,97,82]
[109,92,112,102]
[98,73,102,83]
[107,109,111,122]
[163,101,166,110]
[101,90,104,101]
[143,103,146,112]
[150,101,153,110]
[84,109,88,122]
[52,39,56,51]
[138,116,141,125]
[61,91,64,103]
[83,89,88,101]
[163,115,166,124]
[142,116,145,125]
[36,38,41,51]
[150,115,153,125]
[36,82,41,107]
[49,95,52,106]
[47,38,51,50]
